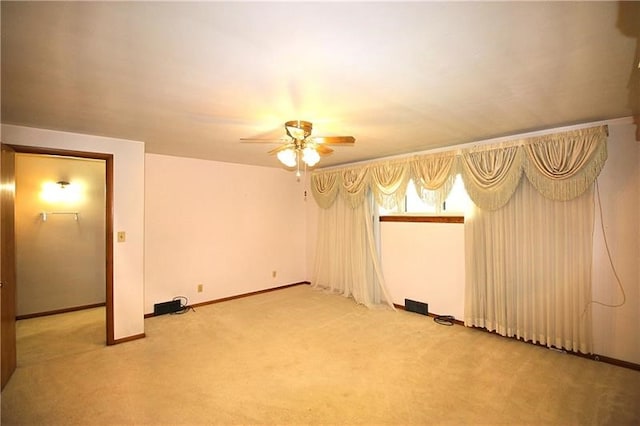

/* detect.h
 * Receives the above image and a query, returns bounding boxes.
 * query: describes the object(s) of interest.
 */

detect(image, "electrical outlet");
[117,231,126,243]
[272,270,277,278]
[197,284,203,293]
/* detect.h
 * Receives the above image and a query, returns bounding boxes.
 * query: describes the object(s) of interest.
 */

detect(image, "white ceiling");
[2,1,639,168]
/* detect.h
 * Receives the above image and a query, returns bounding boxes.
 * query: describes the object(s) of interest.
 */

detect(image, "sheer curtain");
[464,178,594,353]
[311,169,394,308]
[463,126,607,353]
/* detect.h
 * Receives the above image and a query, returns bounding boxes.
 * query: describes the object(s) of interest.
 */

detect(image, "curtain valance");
[460,146,524,211]
[523,126,608,201]
[369,160,411,210]
[310,172,340,209]
[410,153,458,210]
[311,125,607,211]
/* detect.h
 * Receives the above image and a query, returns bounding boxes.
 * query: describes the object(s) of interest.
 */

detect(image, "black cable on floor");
[434,315,455,326]
[171,296,195,314]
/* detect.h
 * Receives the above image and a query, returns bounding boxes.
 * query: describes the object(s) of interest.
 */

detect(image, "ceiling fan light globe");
[277,148,297,167]
[302,147,320,167]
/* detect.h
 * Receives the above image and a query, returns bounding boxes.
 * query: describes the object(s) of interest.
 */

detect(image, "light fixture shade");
[302,147,320,167]
[41,181,82,203]
[277,148,297,167]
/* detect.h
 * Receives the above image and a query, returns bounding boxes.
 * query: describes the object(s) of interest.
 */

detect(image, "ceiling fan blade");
[240,125,291,142]
[240,137,289,144]
[267,144,295,155]
[314,145,334,155]
[312,136,356,145]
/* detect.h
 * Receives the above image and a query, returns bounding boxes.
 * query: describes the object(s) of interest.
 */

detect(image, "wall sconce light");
[41,180,82,203]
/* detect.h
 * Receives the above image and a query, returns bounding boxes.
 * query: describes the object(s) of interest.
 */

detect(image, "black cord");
[434,315,455,326]
[171,296,195,314]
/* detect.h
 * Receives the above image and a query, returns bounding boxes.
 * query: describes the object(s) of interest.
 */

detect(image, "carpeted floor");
[2,284,639,425]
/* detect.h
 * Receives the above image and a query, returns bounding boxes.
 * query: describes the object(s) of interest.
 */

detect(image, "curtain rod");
[319,116,631,172]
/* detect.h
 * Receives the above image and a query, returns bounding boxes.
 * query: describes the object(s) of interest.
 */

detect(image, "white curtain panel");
[312,193,394,308]
[464,178,594,353]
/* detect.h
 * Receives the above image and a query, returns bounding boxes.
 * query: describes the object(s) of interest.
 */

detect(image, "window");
[379,174,471,215]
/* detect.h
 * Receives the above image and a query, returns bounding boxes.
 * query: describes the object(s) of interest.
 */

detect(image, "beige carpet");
[2,284,639,425]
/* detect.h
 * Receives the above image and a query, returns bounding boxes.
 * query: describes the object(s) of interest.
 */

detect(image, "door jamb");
[8,145,115,345]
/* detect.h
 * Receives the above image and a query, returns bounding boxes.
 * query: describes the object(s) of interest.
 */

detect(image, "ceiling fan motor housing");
[285,120,313,140]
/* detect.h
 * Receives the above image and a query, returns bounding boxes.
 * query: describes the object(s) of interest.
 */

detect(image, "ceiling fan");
[241,120,355,169]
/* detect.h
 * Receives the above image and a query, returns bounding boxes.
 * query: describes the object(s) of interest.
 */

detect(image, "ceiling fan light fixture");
[301,146,320,167]
[277,148,297,168]
[240,120,354,172]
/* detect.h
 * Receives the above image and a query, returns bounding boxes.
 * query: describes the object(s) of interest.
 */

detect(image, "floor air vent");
[405,299,428,316]
[153,300,182,316]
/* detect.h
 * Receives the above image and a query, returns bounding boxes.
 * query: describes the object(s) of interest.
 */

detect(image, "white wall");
[305,193,319,280]
[1,125,145,341]
[591,121,640,364]
[380,222,465,318]
[144,154,308,314]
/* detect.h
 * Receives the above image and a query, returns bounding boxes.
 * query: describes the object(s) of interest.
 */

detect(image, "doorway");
[1,144,114,388]
[15,153,107,320]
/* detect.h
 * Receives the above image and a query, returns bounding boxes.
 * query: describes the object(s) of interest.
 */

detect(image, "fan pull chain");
[303,162,308,196]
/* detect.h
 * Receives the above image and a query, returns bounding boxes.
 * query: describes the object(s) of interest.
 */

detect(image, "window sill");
[379,215,464,223]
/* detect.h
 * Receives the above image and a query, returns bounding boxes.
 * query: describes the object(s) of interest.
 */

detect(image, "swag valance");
[311,125,608,211]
